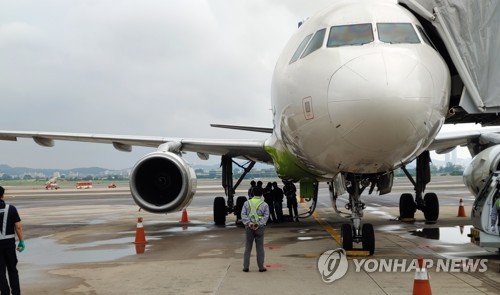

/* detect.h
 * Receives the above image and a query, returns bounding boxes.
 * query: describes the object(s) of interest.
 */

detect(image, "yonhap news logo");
[317,249,488,284]
[317,248,349,283]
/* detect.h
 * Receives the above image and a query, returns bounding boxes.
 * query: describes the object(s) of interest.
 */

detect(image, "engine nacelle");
[463,145,500,196]
[129,152,197,213]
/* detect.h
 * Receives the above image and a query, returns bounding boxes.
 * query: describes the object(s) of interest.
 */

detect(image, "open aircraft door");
[469,171,500,249]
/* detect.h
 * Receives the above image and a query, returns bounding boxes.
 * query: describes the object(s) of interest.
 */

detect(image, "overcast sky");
[0,0,338,170]
[0,0,476,171]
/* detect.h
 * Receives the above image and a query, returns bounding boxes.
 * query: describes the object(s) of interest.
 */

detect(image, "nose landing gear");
[339,174,376,255]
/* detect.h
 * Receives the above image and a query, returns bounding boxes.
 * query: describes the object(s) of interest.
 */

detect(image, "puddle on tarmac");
[409,226,472,244]
[297,236,328,241]
[155,225,209,234]
[23,236,137,265]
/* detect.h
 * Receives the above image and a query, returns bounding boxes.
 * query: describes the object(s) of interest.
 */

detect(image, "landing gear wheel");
[362,223,375,255]
[213,196,226,225]
[235,196,247,223]
[399,193,416,219]
[423,192,439,223]
[341,223,353,250]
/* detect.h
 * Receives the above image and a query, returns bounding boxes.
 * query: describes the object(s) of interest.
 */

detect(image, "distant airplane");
[2,0,500,255]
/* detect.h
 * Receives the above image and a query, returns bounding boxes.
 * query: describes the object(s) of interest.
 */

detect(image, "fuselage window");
[289,34,313,64]
[327,23,374,47]
[301,28,326,58]
[377,23,420,44]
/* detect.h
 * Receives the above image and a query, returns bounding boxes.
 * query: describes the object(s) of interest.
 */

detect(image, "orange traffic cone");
[300,197,305,203]
[135,243,146,254]
[134,217,147,244]
[457,198,466,217]
[413,257,432,295]
[180,208,189,223]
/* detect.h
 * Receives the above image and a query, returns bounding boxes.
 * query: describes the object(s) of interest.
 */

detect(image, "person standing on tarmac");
[248,180,256,198]
[283,181,299,222]
[241,185,269,272]
[263,182,276,223]
[271,182,284,222]
[0,186,25,295]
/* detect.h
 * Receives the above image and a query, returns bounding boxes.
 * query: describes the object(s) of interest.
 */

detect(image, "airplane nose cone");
[327,51,435,160]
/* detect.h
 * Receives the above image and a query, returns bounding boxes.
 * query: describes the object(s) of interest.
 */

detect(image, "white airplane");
[1,0,500,255]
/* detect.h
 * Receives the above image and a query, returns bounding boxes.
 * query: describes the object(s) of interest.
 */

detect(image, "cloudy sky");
[0,0,337,170]
[0,0,476,171]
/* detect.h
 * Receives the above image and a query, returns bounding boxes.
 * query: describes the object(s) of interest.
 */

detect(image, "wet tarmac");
[5,177,500,294]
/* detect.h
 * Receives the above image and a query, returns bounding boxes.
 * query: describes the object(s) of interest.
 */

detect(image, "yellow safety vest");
[248,198,264,223]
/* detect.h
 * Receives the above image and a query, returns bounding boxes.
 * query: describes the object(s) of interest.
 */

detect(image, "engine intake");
[130,152,196,213]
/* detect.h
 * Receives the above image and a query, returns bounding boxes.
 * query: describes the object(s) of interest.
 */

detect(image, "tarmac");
[5,177,500,294]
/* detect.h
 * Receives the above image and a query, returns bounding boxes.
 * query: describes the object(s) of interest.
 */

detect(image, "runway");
[5,176,500,294]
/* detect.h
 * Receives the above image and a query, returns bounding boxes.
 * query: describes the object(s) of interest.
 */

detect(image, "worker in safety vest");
[0,186,24,295]
[241,185,269,272]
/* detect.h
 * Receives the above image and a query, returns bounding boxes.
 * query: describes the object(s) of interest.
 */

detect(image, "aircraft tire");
[399,193,416,219]
[213,196,226,225]
[423,192,439,223]
[362,223,375,255]
[341,223,353,250]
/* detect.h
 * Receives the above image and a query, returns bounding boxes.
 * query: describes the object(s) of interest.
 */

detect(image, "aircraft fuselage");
[267,0,451,179]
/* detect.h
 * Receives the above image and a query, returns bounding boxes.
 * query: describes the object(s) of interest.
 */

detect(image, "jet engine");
[463,145,500,197]
[129,151,197,213]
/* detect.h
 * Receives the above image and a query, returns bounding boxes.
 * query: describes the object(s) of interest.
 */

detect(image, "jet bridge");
[399,0,500,126]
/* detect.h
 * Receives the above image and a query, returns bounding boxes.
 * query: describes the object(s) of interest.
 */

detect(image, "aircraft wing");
[0,130,273,164]
[428,126,500,154]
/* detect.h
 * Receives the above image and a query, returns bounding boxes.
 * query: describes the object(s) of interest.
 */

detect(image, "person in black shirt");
[283,181,299,222]
[271,182,284,222]
[0,186,25,295]
[263,182,276,223]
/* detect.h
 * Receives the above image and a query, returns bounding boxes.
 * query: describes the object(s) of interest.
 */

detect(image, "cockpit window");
[416,25,436,49]
[377,23,420,44]
[301,28,326,58]
[327,23,374,47]
[289,34,313,64]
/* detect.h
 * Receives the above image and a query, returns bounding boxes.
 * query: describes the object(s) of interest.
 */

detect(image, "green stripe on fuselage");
[264,146,316,180]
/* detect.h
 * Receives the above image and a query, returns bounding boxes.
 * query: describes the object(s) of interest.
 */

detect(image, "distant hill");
[0,164,114,177]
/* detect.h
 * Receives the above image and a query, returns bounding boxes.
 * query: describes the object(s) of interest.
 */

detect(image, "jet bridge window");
[289,33,313,64]
[301,28,326,58]
[377,23,420,44]
[327,23,374,47]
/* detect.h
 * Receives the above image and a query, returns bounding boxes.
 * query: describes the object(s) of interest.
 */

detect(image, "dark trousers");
[0,246,20,295]
[287,197,298,220]
[243,227,265,270]
[265,201,276,222]
[274,201,283,222]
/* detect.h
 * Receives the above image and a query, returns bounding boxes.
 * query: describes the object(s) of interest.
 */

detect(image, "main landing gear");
[213,156,255,226]
[399,151,439,223]
[333,174,375,255]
